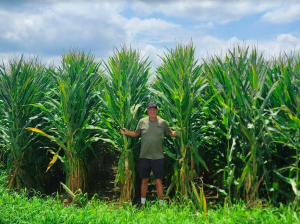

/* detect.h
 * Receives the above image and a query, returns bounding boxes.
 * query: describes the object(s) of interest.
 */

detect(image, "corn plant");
[97,45,150,202]
[151,42,209,203]
[191,181,207,217]
[27,49,103,193]
[203,45,280,203]
[266,54,300,209]
[0,56,49,189]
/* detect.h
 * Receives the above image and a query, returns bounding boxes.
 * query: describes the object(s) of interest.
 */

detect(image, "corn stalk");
[151,42,208,200]
[266,54,300,209]
[0,56,49,189]
[203,45,279,203]
[97,45,150,203]
[27,49,103,193]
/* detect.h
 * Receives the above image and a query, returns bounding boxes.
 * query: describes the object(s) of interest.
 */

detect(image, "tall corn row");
[151,42,208,198]
[0,57,49,189]
[203,45,279,202]
[266,54,300,208]
[98,46,150,202]
[0,44,299,207]
[28,49,103,193]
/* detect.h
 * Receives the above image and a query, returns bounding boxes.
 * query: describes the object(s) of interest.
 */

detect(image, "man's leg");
[151,158,165,205]
[154,179,163,200]
[140,159,151,206]
[141,178,149,199]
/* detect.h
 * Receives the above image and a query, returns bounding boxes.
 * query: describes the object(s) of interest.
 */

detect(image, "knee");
[155,179,162,186]
[142,178,149,185]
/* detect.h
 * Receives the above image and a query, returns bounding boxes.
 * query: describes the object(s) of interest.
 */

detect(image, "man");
[120,102,179,208]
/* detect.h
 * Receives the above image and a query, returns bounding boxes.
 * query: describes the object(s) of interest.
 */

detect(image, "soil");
[87,152,120,201]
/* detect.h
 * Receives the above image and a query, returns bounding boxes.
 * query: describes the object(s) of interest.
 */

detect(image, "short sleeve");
[135,120,142,136]
[163,120,171,136]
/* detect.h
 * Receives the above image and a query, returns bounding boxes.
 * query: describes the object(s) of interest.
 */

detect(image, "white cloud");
[0,1,130,62]
[125,17,181,34]
[124,17,182,43]
[261,4,300,23]
[277,34,298,44]
[140,44,164,70]
[190,33,300,62]
[0,1,186,58]
[130,1,279,24]
[192,36,242,61]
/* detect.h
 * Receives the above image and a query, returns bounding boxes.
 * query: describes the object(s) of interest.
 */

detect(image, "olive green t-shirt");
[135,117,171,159]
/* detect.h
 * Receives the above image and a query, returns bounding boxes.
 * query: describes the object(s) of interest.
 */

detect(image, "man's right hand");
[120,128,139,137]
[120,128,127,135]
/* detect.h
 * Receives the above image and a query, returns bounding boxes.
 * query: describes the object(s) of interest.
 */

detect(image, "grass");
[0,171,299,224]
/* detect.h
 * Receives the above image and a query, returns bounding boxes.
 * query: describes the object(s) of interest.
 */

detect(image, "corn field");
[0,42,299,209]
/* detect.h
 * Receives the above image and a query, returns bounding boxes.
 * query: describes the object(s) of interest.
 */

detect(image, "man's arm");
[120,128,139,137]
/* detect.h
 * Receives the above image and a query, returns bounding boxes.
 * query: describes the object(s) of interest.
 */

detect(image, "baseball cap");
[147,102,158,109]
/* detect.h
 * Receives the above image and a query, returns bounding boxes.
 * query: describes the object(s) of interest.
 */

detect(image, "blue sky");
[1,0,300,71]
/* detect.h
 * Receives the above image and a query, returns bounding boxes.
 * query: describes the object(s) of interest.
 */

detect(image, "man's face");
[147,107,158,118]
